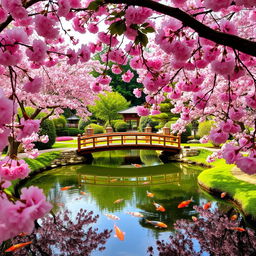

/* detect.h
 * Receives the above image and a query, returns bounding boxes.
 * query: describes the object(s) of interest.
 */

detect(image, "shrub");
[56,128,83,136]
[139,116,158,132]
[198,120,215,138]
[85,124,105,134]
[34,119,56,149]
[114,121,128,132]
[53,115,67,129]
[78,118,91,130]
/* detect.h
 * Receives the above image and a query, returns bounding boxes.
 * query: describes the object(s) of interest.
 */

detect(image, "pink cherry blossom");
[209,128,229,145]
[236,157,256,175]
[26,39,47,63]
[122,70,134,83]
[133,88,142,98]
[78,44,91,63]
[88,23,99,33]
[57,0,71,17]
[111,65,122,74]
[17,119,40,140]
[97,75,112,85]
[136,106,150,116]
[23,76,43,94]
[229,108,244,121]
[204,0,232,11]
[34,15,59,39]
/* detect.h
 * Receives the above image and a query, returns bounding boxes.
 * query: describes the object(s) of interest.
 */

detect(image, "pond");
[24,149,231,256]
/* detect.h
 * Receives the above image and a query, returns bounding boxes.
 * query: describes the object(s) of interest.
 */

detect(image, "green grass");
[7,151,61,194]
[52,141,77,148]
[182,143,217,148]
[189,149,256,216]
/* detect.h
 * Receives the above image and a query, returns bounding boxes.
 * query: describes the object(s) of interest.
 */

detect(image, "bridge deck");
[77,132,181,153]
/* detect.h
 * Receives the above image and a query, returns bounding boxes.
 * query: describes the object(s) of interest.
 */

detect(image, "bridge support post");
[144,124,152,143]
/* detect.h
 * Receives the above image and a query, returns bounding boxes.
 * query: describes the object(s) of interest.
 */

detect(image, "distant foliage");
[78,118,91,130]
[53,115,67,129]
[85,124,105,134]
[139,116,158,132]
[56,128,83,136]
[198,121,215,138]
[114,121,128,132]
[10,209,111,256]
[34,119,56,149]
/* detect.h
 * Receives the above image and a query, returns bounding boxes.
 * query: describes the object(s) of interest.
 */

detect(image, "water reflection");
[23,150,229,256]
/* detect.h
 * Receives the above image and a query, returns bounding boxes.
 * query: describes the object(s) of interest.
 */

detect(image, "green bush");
[56,128,83,136]
[198,120,215,138]
[187,135,201,140]
[139,116,158,132]
[34,119,56,149]
[53,115,67,129]
[165,121,192,143]
[114,121,128,132]
[78,118,91,130]
[85,124,105,134]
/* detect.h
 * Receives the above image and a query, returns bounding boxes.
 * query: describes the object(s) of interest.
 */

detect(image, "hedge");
[85,124,105,134]
[114,121,128,132]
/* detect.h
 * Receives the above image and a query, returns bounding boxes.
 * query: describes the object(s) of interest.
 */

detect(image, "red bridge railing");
[77,132,180,153]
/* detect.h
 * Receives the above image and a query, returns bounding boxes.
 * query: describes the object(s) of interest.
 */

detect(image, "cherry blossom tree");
[0,0,256,246]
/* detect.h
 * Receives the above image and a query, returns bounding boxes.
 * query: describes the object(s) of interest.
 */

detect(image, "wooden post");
[93,137,95,148]
[107,136,109,146]
[78,134,81,151]
[145,124,152,143]
[178,135,181,148]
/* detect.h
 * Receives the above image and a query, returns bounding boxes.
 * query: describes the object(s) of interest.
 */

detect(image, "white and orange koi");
[110,178,118,182]
[80,191,87,196]
[126,211,144,218]
[146,191,154,198]
[153,202,166,212]
[60,185,73,191]
[104,213,120,221]
[114,224,125,241]
[146,219,167,228]
[132,163,142,168]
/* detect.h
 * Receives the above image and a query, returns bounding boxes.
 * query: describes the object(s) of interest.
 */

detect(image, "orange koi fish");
[60,186,73,191]
[104,213,120,221]
[5,241,32,252]
[57,202,64,207]
[230,227,246,232]
[203,202,212,210]
[80,191,87,195]
[142,181,150,185]
[230,214,238,221]
[146,191,154,198]
[110,179,118,182]
[192,216,198,222]
[132,163,142,168]
[178,198,193,208]
[126,211,144,218]
[114,224,125,241]
[221,192,227,198]
[113,198,124,204]
[18,232,28,237]
[146,219,167,228]
[153,202,166,212]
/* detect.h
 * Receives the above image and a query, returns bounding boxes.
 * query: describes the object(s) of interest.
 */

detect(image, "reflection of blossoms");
[148,206,256,256]
[10,209,111,256]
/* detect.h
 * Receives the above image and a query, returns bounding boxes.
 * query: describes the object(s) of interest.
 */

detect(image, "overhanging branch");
[105,0,256,57]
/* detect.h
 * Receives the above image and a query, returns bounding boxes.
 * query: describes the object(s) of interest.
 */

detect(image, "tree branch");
[104,0,256,57]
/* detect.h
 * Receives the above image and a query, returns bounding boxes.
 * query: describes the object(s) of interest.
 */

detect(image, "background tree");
[89,92,130,124]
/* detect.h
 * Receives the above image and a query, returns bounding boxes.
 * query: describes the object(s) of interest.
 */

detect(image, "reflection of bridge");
[77,172,182,186]
[77,132,181,154]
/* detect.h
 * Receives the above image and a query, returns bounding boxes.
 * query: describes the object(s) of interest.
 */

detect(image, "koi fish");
[80,191,87,195]
[146,219,167,228]
[57,203,64,207]
[146,191,154,198]
[110,179,118,182]
[18,232,28,237]
[60,186,73,191]
[104,213,120,221]
[221,192,227,198]
[114,224,125,241]
[192,216,198,222]
[142,181,150,185]
[5,241,32,252]
[132,163,142,168]
[230,214,238,221]
[113,198,124,204]
[126,211,144,218]
[153,202,166,212]
[203,202,212,210]
[178,198,193,208]
[230,227,246,232]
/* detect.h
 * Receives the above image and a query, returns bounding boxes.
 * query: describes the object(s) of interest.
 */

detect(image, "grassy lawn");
[188,149,256,216]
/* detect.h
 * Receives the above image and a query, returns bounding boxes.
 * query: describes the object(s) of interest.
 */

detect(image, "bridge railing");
[77,132,180,152]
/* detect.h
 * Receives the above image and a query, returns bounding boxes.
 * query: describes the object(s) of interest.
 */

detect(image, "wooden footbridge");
[77,132,181,154]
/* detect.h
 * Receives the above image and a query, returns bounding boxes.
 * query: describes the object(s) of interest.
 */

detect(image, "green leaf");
[87,0,103,11]
[109,20,126,35]
[135,31,148,47]
[141,26,155,34]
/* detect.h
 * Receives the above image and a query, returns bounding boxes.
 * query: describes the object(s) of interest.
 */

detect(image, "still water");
[24,150,225,256]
